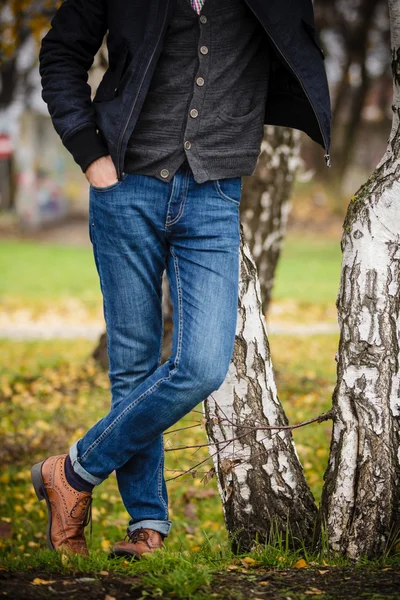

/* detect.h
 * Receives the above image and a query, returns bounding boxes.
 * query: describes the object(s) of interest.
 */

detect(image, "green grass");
[0,240,101,313]
[273,235,341,304]
[0,235,342,315]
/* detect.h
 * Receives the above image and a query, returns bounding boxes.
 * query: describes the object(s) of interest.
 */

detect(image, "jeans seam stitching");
[166,169,190,226]
[90,222,112,381]
[157,273,165,366]
[170,246,183,367]
[158,436,168,518]
[165,175,178,228]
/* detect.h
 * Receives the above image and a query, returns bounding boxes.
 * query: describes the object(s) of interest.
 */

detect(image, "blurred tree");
[320,0,400,560]
[314,0,391,184]
[0,1,60,65]
[0,2,61,212]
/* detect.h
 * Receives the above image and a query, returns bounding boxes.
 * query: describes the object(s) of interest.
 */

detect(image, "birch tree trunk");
[204,226,317,552]
[241,126,300,312]
[320,0,400,559]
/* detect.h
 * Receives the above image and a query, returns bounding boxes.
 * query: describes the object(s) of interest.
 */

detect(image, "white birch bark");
[241,126,300,311]
[320,0,400,559]
[204,227,317,552]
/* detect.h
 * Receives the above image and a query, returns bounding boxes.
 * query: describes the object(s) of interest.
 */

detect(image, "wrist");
[63,126,109,173]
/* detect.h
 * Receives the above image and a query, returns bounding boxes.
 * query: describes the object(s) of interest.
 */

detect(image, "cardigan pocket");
[217,103,264,124]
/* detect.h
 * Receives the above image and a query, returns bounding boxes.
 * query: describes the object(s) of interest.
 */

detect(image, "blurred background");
[0,0,394,556]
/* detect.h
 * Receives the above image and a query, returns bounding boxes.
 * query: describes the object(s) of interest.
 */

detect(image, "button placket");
[182,12,211,163]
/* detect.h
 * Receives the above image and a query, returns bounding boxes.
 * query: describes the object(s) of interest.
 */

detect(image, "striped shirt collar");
[190,0,205,15]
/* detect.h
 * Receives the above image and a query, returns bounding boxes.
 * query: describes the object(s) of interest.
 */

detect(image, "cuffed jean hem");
[69,440,104,486]
[128,519,172,538]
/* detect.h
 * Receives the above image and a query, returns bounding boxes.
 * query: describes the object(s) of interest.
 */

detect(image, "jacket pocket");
[301,18,325,60]
[93,47,129,103]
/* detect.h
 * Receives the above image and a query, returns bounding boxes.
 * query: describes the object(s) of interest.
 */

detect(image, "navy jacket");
[39,0,332,180]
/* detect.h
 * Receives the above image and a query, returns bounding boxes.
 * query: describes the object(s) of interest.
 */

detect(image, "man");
[32,0,331,559]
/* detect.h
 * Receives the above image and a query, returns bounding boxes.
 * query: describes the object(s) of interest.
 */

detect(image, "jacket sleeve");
[39,0,109,172]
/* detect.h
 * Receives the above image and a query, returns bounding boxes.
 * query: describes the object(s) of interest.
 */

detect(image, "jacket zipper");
[245,1,331,168]
[115,1,170,179]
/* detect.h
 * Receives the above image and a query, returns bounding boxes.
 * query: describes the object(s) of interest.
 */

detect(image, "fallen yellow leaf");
[242,556,256,565]
[32,578,55,585]
[240,556,257,569]
[294,558,308,569]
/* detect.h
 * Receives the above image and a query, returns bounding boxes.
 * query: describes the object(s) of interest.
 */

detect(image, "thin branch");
[164,423,202,435]
[164,409,334,453]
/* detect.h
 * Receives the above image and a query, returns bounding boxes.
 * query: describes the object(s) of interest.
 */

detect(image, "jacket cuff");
[63,125,110,173]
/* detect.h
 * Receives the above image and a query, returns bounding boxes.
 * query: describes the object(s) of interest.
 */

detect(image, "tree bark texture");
[320,0,400,559]
[240,126,300,312]
[204,226,317,553]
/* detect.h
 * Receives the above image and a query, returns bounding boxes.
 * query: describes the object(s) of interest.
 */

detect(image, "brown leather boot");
[31,454,92,555]
[110,527,164,559]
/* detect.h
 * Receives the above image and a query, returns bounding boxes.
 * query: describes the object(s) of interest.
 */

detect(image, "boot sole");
[108,548,141,560]
[31,461,55,552]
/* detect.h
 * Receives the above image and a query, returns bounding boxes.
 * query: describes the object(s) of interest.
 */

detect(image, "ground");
[2,565,400,599]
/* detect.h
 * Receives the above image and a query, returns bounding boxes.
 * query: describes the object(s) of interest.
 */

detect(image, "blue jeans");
[70,161,242,538]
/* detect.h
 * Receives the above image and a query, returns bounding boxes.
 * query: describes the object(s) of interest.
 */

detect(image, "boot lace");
[126,527,149,545]
[70,495,93,539]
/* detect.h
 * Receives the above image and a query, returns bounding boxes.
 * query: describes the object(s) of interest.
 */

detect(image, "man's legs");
[33,161,242,551]
[87,169,171,536]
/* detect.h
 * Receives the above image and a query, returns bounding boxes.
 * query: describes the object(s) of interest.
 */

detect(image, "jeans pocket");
[214,178,242,205]
[90,172,128,193]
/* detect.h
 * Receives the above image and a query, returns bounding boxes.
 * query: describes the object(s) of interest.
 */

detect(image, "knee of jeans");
[183,355,231,398]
